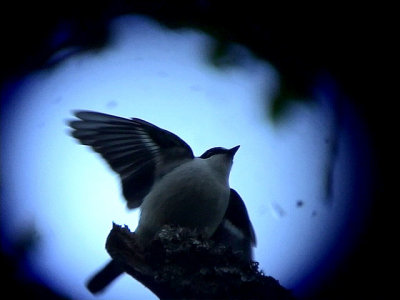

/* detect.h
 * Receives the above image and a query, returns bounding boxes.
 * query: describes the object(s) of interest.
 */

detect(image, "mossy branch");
[105,223,294,299]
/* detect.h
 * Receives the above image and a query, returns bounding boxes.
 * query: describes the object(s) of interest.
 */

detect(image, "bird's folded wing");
[224,189,256,246]
[69,110,194,208]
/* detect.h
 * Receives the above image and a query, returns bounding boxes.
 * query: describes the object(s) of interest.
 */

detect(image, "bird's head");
[200,145,240,177]
[200,145,240,160]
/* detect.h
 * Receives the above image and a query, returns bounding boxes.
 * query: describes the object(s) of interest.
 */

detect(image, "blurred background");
[0,1,392,299]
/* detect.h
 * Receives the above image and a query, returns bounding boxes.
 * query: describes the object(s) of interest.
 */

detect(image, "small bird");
[69,111,256,293]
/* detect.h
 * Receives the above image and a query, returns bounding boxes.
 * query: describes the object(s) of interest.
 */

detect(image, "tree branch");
[105,223,294,299]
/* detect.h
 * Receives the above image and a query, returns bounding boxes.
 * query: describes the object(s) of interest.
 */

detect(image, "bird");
[68,110,256,293]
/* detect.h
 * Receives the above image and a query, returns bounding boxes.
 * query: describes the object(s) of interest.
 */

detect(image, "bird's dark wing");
[69,110,194,208]
[212,188,256,261]
[225,188,256,246]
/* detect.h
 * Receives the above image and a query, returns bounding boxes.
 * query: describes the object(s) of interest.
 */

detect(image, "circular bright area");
[1,15,372,299]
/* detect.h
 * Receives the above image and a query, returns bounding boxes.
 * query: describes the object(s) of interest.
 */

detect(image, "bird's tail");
[86,259,124,294]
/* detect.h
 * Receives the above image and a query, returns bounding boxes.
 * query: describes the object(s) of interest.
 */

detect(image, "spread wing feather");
[69,110,194,208]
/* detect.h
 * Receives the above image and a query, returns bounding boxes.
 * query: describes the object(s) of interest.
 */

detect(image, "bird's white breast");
[135,158,230,246]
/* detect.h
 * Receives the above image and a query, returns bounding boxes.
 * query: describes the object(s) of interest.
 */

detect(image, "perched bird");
[68,111,256,293]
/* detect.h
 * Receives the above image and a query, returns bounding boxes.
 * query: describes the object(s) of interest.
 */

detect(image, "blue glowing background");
[1,15,372,299]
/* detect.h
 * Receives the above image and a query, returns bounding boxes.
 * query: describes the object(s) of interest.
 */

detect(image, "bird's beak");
[228,145,240,157]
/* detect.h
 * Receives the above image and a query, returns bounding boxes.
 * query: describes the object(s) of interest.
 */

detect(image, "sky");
[1,15,372,299]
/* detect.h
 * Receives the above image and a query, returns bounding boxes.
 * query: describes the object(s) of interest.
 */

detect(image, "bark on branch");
[105,223,294,299]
